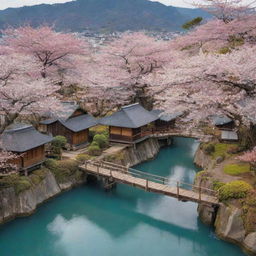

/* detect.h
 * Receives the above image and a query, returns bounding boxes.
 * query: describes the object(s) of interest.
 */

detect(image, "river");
[0,137,246,256]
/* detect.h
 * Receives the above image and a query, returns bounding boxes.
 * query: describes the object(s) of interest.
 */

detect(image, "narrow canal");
[0,137,246,256]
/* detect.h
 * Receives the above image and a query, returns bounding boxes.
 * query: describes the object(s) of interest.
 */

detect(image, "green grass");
[223,163,251,176]
[211,143,231,159]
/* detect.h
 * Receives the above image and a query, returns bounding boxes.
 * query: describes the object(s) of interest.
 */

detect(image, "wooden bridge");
[80,160,219,206]
[141,128,213,143]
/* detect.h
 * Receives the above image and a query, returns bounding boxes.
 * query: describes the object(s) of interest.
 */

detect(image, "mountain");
[0,0,210,32]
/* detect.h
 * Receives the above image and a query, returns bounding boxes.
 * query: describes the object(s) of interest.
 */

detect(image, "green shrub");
[223,163,251,176]
[29,168,48,185]
[15,178,32,194]
[89,125,109,138]
[50,159,80,183]
[203,144,215,155]
[93,134,108,148]
[88,143,102,156]
[104,152,125,162]
[50,136,67,158]
[0,174,31,194]
[44,159,58,170]
[212,143,239,159]
[182,17,203,30]
[213,180,225,191]
[76,153,91,163]
[218,47,231,54]
[52,136,67,148]
[218,180,253,201]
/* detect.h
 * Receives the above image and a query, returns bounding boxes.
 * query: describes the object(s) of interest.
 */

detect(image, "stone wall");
[0,138,161,225]
[0,170,87,224]
[121,138,161,167]
[194,145,256,255]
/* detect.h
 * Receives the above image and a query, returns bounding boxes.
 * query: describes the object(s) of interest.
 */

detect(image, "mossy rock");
[242,191,256,234]
[223,163,251,176]
[29,168,48,186]
[0,174,32,195]
[218,180,253,201]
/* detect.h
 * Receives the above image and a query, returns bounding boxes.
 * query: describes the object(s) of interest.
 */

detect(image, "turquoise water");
[0,137,246,256]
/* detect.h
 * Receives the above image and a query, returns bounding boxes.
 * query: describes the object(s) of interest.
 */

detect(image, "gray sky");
[0,0,254,10]
[0,0,195,10]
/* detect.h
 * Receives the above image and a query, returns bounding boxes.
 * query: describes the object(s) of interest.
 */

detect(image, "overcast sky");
[0,0,254,10]
[0,0,196,10]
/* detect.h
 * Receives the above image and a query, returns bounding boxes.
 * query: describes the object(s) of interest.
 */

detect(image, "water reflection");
[0,137,246,256]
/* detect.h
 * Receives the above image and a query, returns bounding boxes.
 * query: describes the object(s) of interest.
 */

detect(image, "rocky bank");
[0,138,161,225]
[194,147,256,255]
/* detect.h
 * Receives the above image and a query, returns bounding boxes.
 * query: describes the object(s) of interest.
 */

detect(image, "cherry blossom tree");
[146,45,256,126]
[171,0,256,53]
[0,54,61,133]
[83,32,173,111]
[2,26,91,84]
[194,0,255,22]
[238,147,256,163]
[0,150,19,174]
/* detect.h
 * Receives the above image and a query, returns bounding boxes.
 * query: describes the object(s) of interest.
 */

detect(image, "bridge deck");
[80,161,219,206]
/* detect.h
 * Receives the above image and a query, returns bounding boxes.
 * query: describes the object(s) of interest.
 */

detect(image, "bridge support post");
[145,179,148,191]
[177,181,180,200]
[97,165,99,178]
[199,184,202,202]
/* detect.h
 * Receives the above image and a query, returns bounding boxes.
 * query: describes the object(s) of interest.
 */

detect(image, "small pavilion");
[39,102,97,148]
[0,124,52,171]
[99,103,158,144]
[152,110,183,130]
[211,115,235,130]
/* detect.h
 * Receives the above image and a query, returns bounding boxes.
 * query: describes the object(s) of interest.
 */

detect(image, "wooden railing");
[83,160,218,199]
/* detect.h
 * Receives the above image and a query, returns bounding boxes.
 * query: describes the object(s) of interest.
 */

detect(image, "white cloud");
[151,0,195,8]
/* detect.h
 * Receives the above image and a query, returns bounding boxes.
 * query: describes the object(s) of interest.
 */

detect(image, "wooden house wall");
[110,126,133,137]
[72,129,88,145]
[72,109,84,117]
[22,145,45,168]
[155,120,175,129]
[109,126,142,142]
[216,121,235,130]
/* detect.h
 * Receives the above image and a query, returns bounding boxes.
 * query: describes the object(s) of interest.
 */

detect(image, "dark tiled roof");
[99,103,158,128]
[40,118,58,125]
[60,114,98,132]
[0,125,52,152]
[152,109,183,122]
[221,131,238,141]
[211,115,233,126]
[41,101,81,123]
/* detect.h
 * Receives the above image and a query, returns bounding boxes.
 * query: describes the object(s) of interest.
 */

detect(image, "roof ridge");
[120,107,138,127]
[5,125,33,133]
[121,103,139,109]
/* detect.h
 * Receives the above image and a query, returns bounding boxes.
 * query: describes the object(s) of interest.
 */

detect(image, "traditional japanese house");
[0,124,52,171]
[39,102,97,148]
[211,115,235,130]
[152,110,183,131]
[221,130,238,142]
[99,103,158,144]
